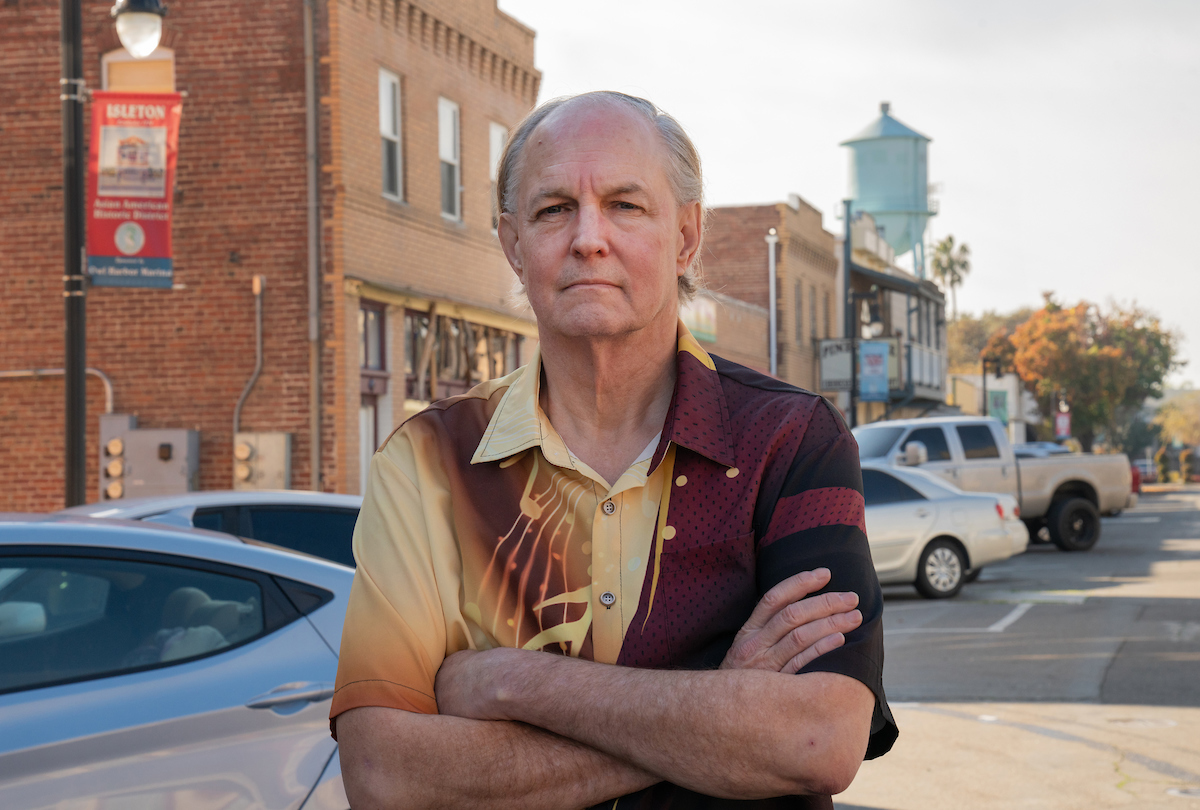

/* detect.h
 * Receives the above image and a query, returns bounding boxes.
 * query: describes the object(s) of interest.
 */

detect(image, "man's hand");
[720,568,862,674]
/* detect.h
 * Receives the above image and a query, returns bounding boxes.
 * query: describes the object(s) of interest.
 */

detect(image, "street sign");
[819,339,853,391]
[988,391,1009,425]
[1055,412,1071,439]
[859,340,890,402]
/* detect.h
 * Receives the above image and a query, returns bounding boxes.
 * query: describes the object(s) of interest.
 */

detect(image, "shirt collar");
[471,320,735,470]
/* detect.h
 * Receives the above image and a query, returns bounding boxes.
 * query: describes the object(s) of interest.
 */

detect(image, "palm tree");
[931,235,971,322]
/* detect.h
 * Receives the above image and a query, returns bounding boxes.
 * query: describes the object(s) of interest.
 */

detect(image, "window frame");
[488,121,508,231]
[379,69,404,201]
[101,46,176,92]
[359,300,387,372]
[0,546,306,696]
[438,97,462,220]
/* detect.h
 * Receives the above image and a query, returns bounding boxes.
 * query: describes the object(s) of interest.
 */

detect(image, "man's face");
[498,101,701,340]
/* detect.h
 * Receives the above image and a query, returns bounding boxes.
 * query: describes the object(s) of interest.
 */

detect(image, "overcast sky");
[498,0,1199,388]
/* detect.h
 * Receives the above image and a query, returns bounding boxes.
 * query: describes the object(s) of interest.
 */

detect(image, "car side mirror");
[903,441,929,466]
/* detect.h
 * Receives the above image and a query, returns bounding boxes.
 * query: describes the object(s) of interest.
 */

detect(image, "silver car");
[60,490,363,568]
[0,515,352,810]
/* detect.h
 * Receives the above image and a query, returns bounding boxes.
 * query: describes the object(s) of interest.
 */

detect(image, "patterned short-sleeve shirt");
[331,322,897,808]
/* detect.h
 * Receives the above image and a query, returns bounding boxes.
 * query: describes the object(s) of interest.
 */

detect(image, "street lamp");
[111,0,167,59]
[59,0,167,507]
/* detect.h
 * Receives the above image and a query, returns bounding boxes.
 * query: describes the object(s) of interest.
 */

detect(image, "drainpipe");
[0,367,114,413]
[765,227,779,377]
[234,275,266,437]
[304,0,322,490]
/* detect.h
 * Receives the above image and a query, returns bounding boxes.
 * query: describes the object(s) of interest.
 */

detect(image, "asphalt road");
[837,485,1200,810]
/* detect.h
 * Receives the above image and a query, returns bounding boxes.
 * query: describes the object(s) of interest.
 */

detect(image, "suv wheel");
[1048,497,1100,551]
[915,539,966,599]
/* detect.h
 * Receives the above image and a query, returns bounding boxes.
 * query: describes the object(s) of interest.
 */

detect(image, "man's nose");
[570,203,609,259]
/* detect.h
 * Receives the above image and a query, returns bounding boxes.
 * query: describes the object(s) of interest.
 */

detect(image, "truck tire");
[1048,497,1101,551]
[915,539,966,598]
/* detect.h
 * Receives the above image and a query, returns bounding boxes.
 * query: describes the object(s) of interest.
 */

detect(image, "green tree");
[947,307,1034,374]
[1154,393,1200,446]
[1010,295,1180,451]
[931,235,971,322]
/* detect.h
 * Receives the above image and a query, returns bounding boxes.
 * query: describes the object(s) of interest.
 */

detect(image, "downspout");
[234,275,266,438]
[0,368,113,413]
[765,228,779,377]
[304,0,322,490]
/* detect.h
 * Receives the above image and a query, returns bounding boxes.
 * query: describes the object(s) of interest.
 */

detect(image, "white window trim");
[379,69,403,202]
[488,122,507,233]
[101,46,175,91]
[438,97,461,221]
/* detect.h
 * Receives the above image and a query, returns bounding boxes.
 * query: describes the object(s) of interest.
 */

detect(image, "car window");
[852,426,905,459]
[192,507,232,533]
[957,425,1001,459]
[862,469,927,506]
[0,556,264,694]
[903,427,952,461]
[243,507,358,568]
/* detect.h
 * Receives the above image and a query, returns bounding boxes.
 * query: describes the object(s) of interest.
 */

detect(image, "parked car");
[853,416,1136,552]
[1013,441,1073,458]
[0,515,352,810]
[59,490,363,568]
[862,462,1028,599]
[1132,458,1158,484]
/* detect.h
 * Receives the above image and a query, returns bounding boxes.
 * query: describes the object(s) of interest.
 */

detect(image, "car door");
[239,506,359,568]
[954,423,1018,497]
[899,426,960,485]
[862,469,937,577]
[0,547,339,810]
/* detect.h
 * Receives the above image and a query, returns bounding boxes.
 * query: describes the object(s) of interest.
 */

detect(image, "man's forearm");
[337,706,658,810]
[453,653,874,799]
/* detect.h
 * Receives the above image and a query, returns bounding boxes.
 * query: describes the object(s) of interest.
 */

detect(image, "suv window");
[243,507,358,568]
[193,506,237,534]
[862,470,926,506]
[957,425,1001,459]
[0,556,263,694]
[903,427,952,461]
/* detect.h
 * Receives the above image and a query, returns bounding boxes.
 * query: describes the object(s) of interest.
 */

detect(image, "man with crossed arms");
[332,91,897,808]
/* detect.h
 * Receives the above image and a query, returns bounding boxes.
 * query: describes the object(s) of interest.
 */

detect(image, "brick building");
[0,0,539,510]
[699,194,840,395]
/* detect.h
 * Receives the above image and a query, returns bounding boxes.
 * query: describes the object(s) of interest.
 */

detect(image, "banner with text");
[859,340,891,402]
[87,91,182,288]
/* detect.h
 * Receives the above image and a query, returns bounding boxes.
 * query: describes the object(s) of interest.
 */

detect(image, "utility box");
[99,414,200,501]
[233,432,292,490]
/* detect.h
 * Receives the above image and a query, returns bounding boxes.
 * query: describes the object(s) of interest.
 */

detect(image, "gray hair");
[497,91,708,303]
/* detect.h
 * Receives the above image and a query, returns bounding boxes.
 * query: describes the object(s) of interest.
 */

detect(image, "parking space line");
[986,601,1033,632]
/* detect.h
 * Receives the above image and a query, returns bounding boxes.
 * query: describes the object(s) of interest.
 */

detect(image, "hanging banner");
[988,390,1009,425]
[1055,412,1072,439]
[87,91,182,288]
[859,340,890,402]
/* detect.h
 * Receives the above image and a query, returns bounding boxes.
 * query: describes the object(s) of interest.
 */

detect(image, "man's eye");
[539,205,565,216]
[615,202,641,211]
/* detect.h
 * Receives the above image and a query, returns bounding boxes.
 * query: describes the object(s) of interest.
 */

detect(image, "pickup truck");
[852,416,1136,552]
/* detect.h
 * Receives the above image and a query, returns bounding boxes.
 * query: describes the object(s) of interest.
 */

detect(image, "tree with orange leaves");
[998,294,1179,451]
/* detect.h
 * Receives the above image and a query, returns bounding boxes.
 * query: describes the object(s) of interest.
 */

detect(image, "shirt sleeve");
[755,398,898,759]
[329,427,459,737]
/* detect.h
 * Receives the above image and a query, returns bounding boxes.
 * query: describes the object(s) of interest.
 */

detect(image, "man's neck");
[539,317,678,488]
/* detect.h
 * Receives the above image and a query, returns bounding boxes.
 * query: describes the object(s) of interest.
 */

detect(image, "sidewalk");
[837,702,1200,809]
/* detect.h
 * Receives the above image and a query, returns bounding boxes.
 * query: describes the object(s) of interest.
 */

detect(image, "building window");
[489,122,507,231]
[360,302,385,370]
[793,281,803,343]
[102,47,175,91]
[823,291,832,338]
[810,285,818,340]
[379,70,402,200]
[405,309,525,401]
[438,97,461,219]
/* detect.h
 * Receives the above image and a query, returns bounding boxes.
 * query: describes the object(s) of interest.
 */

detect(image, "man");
[332,91,897,809]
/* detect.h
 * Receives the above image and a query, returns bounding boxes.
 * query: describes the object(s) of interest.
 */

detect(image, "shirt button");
[599,591,616,608]
[602,500,616,515]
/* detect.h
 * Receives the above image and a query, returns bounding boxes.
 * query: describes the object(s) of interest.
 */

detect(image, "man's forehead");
[520,100,668,196]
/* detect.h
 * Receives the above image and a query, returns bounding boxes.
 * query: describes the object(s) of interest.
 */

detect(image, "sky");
[498,0,1200,388]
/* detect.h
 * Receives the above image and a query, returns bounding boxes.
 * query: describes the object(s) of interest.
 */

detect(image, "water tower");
[841,102,935,277]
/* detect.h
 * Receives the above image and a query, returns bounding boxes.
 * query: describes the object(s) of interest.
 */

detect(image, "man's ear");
[676,200,703,278]
[497,211,524,283]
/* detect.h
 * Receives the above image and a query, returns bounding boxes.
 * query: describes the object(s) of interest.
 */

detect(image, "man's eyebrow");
[604,183,648,197]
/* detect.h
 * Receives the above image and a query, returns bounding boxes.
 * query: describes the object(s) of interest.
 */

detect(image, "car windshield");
[852,426,905,459]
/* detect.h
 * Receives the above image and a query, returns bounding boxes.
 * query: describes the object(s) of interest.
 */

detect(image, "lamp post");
[60,0,166,507]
